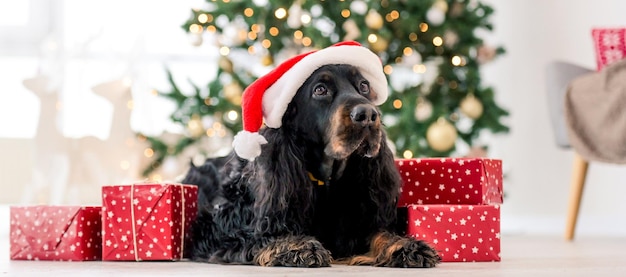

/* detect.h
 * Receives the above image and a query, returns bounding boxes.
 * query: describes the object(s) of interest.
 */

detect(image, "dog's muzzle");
[350,104,379,128]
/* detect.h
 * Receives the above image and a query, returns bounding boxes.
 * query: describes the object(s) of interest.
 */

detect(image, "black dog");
[183,64,440,267]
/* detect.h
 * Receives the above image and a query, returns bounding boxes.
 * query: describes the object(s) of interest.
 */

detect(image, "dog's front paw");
[255,236,332,267]
[347,232,440,268]
[387,238,441,268]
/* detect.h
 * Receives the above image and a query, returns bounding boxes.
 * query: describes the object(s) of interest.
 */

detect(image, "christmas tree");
[141,0,508,177]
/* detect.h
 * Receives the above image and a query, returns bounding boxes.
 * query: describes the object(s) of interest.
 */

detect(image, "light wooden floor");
[2,234,625,277]
[2,202,624,276]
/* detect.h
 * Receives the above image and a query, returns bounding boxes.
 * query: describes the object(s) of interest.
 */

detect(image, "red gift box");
[405,204,500,262]
[10,206,102,261]
[592,28,626,71]
[101,183,198,261]
[396,158,503,206]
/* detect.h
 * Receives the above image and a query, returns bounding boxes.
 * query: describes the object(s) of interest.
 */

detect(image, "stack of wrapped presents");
[395,157,503,262]
[9,183,197,261]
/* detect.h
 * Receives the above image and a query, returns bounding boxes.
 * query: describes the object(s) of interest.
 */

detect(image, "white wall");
[483,0,626,236]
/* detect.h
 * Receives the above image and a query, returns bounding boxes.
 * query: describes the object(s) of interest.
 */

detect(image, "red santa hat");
[232,41,389,161]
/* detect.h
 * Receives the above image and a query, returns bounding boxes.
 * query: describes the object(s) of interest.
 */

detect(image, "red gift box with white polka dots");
[101,183,197,261]
[406,204,501,262]
[9,206,102,261]
[592,28,626,71]
[395,158,503,206]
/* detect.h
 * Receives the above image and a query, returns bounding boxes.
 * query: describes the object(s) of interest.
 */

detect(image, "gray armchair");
[547,58,626,240]
[545,61,593,241]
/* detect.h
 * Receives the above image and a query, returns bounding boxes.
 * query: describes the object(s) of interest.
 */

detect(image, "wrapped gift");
[10,206,102,261]
[592,28,626,71]
[396,158,503,206]
[101,183,198,261]
[404,204,500,262]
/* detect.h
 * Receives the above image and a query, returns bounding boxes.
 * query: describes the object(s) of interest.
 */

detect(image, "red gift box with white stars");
[592,28,626,71]
[9,206,102,261]
[395,158,503,206]
[101,183,197,261]
[406,204,501,262]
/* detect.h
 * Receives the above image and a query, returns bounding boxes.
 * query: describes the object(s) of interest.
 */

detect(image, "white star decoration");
[414,219,422,226]
[472,247,479,254]
[439,184,445,191]
[460,219,467,225]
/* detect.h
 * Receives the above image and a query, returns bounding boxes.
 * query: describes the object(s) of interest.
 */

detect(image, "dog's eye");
[313,84,328,96]
[359,81,370,94]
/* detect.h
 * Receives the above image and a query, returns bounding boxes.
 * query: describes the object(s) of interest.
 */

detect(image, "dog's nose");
[350,104,378,127]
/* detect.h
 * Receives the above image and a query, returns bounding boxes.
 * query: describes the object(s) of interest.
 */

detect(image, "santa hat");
[232,41,389,161]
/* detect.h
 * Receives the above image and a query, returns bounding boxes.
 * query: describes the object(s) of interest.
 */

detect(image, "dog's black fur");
[183,64,440,267]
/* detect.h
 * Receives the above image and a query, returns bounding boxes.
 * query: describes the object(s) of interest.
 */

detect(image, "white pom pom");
[232,130,268,161]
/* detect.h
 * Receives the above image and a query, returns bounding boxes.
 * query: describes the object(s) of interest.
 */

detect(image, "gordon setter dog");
[182,64,441,267]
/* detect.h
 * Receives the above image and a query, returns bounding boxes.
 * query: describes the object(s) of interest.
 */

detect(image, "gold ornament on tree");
[368,34,388,53]
[450,2,465,17]
[261,54,274,66]
[218,56,234,73]
[365,10,384,30]
[476,45,497,64]
[443,30,459,48]
[342,19,361,41]
[223,82,243,105]
[433,0,448,12]
[187,114,205,138]
[426,117,458,152]
[414,97,433,122]
[460,93,484,119]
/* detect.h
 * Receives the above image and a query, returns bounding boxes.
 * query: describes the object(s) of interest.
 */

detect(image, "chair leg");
[565,153,589,241]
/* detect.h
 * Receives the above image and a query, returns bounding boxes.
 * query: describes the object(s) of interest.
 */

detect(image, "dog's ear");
[284,102,297,118]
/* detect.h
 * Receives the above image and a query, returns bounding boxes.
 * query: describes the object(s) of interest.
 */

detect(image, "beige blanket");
[565,59,626,164]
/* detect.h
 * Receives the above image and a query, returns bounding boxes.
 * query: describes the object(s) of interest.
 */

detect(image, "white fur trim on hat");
[261,44,388,128]
[232,130,268,161]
